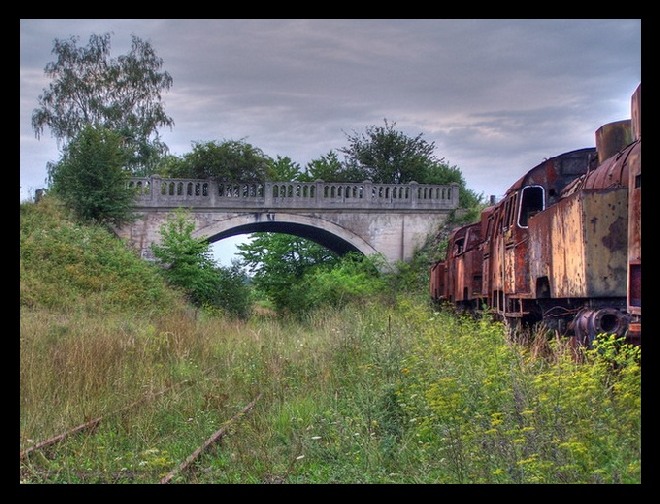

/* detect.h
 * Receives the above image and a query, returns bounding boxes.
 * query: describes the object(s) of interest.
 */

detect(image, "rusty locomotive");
[430,84,641,345]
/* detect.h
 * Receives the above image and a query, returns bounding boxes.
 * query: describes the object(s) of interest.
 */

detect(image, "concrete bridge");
[115,176,460,267]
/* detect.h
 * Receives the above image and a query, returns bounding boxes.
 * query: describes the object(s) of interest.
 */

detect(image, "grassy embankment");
[19,197,641,484]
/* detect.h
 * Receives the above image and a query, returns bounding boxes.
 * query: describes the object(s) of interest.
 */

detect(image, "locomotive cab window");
[453,238,465,256]
[518,185,544,227]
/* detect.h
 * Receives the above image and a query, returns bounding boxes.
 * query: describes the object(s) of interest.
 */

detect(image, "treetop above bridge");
[128,176,460,211]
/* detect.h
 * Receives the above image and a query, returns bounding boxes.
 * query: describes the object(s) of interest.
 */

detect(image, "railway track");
[19,376,262,484]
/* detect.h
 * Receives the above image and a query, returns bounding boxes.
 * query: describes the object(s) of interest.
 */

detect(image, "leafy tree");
[47,125,135,226]
[151,209,253,317]
[301,151,360,182]
[237,233,339,313]
[338,119,484,207]
[151,209,220,307]
[235,123,485,313]
[236,155,332,310]
[420,162,484,208]
[337,119,437,184]
[214,260,253,319]
[269,155,302,181]
[151,153,187,177]
[294,253,386,313]
[238,244,386,316]
[158,140,275,181]
[32,32,174,174]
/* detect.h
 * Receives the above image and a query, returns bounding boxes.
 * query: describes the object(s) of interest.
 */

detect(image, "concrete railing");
[128,176,460,210]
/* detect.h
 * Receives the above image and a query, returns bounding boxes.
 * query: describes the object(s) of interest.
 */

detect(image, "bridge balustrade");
[128,176,459,210]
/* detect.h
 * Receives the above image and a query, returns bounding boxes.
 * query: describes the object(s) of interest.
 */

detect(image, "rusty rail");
[20,379,193,461]
[20,372,261,484]
[160,393,262,484]
[19,417,103,461]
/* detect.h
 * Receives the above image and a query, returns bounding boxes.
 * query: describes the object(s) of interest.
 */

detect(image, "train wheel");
[572,308,629,346]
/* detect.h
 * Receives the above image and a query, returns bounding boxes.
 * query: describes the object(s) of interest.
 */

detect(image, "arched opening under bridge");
[192,212,381,263]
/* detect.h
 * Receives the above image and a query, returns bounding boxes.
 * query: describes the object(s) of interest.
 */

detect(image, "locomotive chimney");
[595,119,632,165]
[630,83,641,141]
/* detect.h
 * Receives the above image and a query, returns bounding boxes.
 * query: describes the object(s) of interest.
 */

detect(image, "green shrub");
[270,253,388,317]
[211,261,253,320]
[46,125,136,227]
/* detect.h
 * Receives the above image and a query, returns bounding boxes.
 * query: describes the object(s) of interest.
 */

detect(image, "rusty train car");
[430,84,641,345]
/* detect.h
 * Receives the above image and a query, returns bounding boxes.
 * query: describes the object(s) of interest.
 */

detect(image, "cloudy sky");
[19,19,641,262]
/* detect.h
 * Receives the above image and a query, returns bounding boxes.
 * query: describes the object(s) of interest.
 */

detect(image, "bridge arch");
[192,212,380,258]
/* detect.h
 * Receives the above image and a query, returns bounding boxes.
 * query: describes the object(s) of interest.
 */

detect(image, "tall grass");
[20,298,641,484]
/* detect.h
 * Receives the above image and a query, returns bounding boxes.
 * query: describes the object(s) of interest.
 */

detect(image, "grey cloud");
[20,19,641,204]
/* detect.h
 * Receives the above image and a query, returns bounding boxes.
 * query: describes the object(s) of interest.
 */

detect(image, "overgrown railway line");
[19,375,262,484]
